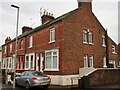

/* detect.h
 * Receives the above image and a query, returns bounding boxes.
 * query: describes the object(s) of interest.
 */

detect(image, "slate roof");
[4,8,78,45]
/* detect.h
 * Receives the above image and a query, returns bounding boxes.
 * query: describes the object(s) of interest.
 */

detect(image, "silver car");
[15,71,51,89]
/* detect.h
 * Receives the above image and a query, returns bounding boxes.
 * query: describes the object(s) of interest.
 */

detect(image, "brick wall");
[89,68,120,86]
[63,4,107,75]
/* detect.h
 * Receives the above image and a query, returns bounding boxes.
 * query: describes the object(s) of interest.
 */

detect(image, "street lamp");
[11,4,19,89]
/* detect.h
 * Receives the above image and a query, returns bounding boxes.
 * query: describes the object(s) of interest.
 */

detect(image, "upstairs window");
[102,35,106,47]
[83,30,87,44]
[50,28,55,43]
[10,43,12,53]
[112,45,116,54]
[89,31,93,44]
[83,29,93,45]
[20,40,23,49]
[29,36,33,48]
[4,46,6,54]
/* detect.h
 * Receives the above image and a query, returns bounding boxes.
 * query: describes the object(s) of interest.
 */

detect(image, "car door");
[20,72,29,86]
[17,72,26,86]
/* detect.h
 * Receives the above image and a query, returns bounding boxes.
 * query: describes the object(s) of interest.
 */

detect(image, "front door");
[36,53,39,71]
[40,53,44,72]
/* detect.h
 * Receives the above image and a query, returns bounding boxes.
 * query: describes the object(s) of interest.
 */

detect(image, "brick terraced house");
[1,1,120,85]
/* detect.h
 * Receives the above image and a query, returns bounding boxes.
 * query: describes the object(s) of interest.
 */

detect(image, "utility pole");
[11,4,19,89]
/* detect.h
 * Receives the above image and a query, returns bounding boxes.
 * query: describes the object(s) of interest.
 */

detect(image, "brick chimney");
[5,37,11,44]
[41,11,54,25]
[77,0,92,12]
[22,26,32,34]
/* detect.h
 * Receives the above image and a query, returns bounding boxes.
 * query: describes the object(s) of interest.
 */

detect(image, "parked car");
[15,71,51,89]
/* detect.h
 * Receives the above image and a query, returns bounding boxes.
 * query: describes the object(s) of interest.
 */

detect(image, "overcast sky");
[0,0,119,46]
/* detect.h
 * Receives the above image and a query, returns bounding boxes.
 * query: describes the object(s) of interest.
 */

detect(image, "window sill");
[89,43,94,45]
[44,69,59,71]
[102,45,106,47]
[112,52,117,54]
[103,65,107,68]
[49,41,55,44]
[83,42,88,44]
[28,46,32,48]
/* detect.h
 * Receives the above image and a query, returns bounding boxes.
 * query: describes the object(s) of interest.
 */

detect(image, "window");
[25,56,29,69]
[8,58,12,69]
[84,55,88,67]
[4,46,6,54]
[112,45,116,54]
[102,35,106,47]
[103,57,107,68]
[89,31,93,44]
[20,57,24,69]
[89,55,94,67]
[17,59,20,69]
[10,43,12,53]
[20,40,23,49]
[50,28,55,43]
[83,30,87,43]
[30,55,34,69]
[2,58,7,69]
[45,49,59,71]
[25,53,35,70]
[29,36,33,47]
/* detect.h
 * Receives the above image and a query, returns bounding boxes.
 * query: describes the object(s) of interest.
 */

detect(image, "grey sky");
[0,0,119,46]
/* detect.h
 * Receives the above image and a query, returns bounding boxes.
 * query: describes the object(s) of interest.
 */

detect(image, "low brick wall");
[89,68,120,86]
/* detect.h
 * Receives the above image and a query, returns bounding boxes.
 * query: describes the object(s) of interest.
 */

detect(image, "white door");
[40,53,44,72]
[36,53,39,71]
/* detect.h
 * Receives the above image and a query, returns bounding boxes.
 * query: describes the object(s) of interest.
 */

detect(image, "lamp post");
[11,4,19,89]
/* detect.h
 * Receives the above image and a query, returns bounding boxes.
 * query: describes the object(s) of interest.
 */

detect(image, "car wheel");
[25,82,30,90]
[43,85,49,89]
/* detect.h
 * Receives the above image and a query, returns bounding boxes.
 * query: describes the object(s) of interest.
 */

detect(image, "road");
[1,84,120,90]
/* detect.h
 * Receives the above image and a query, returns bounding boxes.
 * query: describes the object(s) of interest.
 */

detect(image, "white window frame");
[83,30,88,44]
[84,55,88,67]
[10,43,12,53]
[2,58,7,69]
[112,45,116,54]
[49,28,55,43]
[45,49,59,71]
[89,31,93,44]
[89,55,94,67]
[103,57,107,68]
[102,35,106,47]
[29,36,33,48]
[25,53,35,70]
[8,57,12,69]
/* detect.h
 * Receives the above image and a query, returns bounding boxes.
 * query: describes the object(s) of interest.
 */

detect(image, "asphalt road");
[1,84,120,90]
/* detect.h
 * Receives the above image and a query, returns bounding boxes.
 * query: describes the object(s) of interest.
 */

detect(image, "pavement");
[1,83,120,90]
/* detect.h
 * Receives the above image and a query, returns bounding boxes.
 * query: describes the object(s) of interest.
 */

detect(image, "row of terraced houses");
[1,1,120,85]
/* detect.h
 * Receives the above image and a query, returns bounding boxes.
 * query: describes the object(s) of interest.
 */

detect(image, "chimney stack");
[41,11,54,25]
[5,36,11,44]
[77,0,92,12]
[22,26,32,34]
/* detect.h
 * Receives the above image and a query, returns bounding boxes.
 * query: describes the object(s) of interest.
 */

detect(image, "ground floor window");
[45,49,59,71]
[84,55,88,67]
[25,53,35,70]
[89,55,94,67]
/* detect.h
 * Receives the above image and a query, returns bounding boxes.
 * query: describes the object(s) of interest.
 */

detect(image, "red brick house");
[1,1,119,85]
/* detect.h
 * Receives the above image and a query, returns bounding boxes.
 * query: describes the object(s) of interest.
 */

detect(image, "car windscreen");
[32,72,46,77]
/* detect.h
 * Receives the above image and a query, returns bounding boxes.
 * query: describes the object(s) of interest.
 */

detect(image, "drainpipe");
[105,29,109,68]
